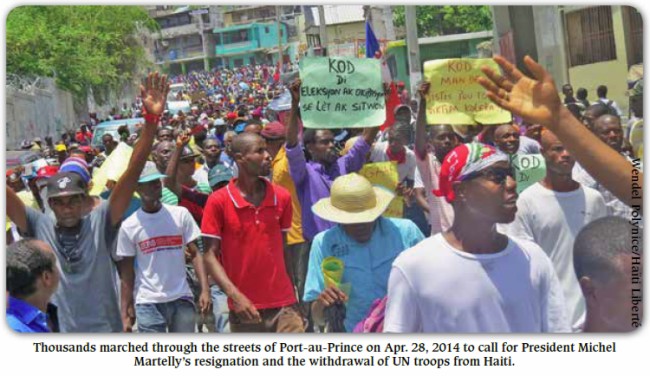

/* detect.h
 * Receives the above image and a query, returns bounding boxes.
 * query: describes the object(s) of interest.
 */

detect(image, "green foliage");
[7,6,158,105]
[393,6,493,38]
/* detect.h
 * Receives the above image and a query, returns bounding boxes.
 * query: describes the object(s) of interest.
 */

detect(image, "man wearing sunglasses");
[384,142,569,333]
[502,130,607,330]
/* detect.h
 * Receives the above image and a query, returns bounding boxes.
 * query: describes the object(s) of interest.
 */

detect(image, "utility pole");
[318,5,328,56]
[276,6,283,68]
[383,6,396,40]
[405,6,421,96]
[191,9,210,71]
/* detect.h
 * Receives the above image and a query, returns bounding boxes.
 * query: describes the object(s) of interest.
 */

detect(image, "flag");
[365,21,381,58]
[381,82,401,131]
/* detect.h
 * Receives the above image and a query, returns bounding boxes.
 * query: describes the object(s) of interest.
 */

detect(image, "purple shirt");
[286,137,371,241]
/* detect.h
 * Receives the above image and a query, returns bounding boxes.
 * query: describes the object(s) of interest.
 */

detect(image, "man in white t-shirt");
[573,114,639,219]
[385,142,569,333]
[117,162,211,333]
[501,130,607,328]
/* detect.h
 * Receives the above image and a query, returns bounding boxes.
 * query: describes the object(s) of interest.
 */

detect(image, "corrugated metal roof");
[310,5,365,26]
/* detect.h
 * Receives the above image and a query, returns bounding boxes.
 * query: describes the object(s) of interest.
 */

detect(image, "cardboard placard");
[359,161,403,218]
[423,58,512,125]
[299,57,386,129]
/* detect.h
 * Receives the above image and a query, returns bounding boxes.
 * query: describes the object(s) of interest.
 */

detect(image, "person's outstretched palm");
[140,72,170,116]
[478,56,563,130]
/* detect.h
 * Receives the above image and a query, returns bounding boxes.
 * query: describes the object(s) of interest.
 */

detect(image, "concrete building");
[147,5,223,74]
[492,5,642,116]
[213,22,288,68]
[219,5,303,65]
[301,5,397,58]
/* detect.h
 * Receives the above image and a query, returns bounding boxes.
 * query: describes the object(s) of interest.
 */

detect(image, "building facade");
[492,5,642,117]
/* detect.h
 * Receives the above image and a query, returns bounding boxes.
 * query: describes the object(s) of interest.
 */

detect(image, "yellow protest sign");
[424,58,512,125]
[90,142,133,196]
[359,161,403,218]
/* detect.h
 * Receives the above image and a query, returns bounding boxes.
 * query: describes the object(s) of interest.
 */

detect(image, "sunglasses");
[461,167,514,185]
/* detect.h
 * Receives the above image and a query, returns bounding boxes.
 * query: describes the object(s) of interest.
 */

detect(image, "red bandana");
[386,146,406,164]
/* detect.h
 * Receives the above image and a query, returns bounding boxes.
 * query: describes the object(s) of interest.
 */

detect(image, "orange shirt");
[271,146,305,245]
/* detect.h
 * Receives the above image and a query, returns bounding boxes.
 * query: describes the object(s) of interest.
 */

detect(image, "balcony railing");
[155,46,206,63]
[216,40,260,54]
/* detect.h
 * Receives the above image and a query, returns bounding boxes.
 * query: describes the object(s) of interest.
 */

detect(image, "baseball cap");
[55,144,67,152]
[180,145,199,160]
[46,172,87,199]
[138,161,167,184]
[35,165,59,188]
[208,165,234,188]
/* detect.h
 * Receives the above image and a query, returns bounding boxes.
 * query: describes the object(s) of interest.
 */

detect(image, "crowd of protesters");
[6,56,643,334]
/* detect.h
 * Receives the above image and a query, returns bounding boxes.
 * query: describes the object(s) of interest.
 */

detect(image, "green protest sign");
[423,58,512,125]
[299,57,386,129]
[511,154,546,193]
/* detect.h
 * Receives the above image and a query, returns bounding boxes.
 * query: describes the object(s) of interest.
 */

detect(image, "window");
[624,6,643,65]
[265,27,270,33]
[565,6,617,66]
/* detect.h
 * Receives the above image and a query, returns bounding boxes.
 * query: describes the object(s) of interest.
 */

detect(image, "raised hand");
[289,79,301,104]
[417,82,431,98]
[176,131,191,148]
[477,56,563,130]
[140,72,170,116]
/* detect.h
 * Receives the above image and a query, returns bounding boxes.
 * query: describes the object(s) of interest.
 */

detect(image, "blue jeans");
[211,285,230,333]
[135,298,196,333]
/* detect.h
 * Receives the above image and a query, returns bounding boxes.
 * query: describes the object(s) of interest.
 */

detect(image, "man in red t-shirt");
[75,124,93,145]
[201,132,304,332]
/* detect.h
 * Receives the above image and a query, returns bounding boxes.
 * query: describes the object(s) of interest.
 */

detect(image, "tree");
[6,6,158,105]
[393,6,493,38]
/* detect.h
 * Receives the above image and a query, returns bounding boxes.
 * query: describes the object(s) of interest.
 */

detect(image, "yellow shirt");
[271,146,305,245]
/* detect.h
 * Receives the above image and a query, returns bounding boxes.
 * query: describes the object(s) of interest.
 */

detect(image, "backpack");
[352,296,387,333]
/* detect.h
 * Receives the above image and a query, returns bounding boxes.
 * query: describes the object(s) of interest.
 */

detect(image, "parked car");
[90,118,144,149]
[6,150,42,170]
[167,83,191,115]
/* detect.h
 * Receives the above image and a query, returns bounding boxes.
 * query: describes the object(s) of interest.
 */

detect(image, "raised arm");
[478,55,641,207]
[109,73,169,226]
[164,131,190,199]
[414,82,430,159]
[286,79,301,148]
[6,187,27,233]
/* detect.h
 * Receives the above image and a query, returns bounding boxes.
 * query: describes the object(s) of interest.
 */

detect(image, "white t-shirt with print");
[384,233,570,333]
[117,204,201,304]
[499,182,607,327]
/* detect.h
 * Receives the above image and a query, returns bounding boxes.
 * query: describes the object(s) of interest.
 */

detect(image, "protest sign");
[511,154,546,193]
[89,142,133,196]
[299,57,386,129]
[359,161,403,218]
[423,58,512,125]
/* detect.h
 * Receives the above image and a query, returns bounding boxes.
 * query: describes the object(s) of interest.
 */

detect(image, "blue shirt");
[303,217,424,331]
[7,296,51,333]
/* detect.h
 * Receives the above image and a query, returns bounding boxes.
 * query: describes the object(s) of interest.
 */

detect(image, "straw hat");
[312,173,395,224]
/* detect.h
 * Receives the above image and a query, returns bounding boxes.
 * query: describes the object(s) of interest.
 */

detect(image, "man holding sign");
[285,79,380,242]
